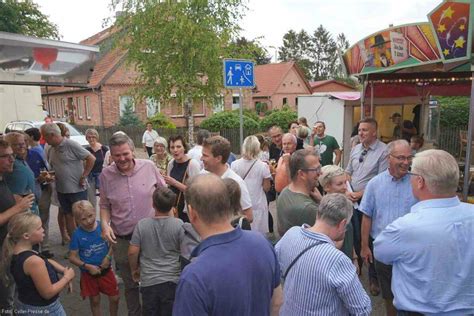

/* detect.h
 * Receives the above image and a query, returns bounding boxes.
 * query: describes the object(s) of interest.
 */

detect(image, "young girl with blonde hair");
[0,212,75,315]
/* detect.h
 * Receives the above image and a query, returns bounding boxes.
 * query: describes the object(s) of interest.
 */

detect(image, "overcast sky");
[36,0,440,59]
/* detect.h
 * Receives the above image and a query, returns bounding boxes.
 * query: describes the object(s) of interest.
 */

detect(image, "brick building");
[41,28,312,127]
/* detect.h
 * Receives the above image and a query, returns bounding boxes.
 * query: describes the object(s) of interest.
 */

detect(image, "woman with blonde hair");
[319,165,359,273]
[149,137,172,175]
[231,135,272,234]
[0,213,74,315]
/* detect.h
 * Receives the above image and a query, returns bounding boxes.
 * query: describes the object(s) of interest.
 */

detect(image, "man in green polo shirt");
[310,121,341,166]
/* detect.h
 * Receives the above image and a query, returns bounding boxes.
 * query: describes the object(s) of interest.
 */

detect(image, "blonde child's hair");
[0,212,41,285]
[72,200,95,221]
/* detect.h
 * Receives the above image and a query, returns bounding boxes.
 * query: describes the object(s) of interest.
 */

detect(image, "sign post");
[223,59,255,147]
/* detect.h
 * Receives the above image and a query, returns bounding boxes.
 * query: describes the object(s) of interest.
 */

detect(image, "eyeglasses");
[407,171,423,179]
[390,154,414,162]
[358,149,368,163]
[302,167,322,174]
[0,153,15,160]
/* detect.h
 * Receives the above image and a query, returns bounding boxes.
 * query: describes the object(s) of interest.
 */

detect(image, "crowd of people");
[0,116,473,316]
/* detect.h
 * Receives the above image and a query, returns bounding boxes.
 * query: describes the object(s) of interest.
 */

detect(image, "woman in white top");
[142,122,159,157]
[231,135,272,234]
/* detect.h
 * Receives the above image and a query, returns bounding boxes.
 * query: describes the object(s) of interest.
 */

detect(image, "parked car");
[4,120,88,147]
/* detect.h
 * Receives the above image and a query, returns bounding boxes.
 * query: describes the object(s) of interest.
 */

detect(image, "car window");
[5,123,13,133]
[65,124,81,136]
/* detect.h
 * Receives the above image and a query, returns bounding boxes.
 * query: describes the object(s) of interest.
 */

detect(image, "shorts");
[57,190,88,214]
[374,259,394,300]
[80,268,119,298]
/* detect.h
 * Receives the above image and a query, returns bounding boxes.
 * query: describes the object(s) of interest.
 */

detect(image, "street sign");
[223,59,255,88]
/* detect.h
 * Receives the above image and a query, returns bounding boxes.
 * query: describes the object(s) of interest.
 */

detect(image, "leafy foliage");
[148,112,176,129]
[259,108,298,131]
[437,96,469,127]
[232,109,260,122]
[279,26,350,81]
[0,0,60,39]
[200,111,260,132]
[112,0,245,110]
[118,101,143,127]
[226,36,271,65]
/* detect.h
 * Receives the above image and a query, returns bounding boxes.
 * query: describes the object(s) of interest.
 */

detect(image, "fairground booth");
[343,0,474,199]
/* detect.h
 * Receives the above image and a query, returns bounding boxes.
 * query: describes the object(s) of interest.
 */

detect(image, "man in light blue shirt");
[374,149,474,315]
[360,140,418,316]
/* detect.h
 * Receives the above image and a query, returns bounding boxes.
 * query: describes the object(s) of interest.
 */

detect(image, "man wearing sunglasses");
[359,140,418,316]
[345,117,388,296]
[374,150,474,315]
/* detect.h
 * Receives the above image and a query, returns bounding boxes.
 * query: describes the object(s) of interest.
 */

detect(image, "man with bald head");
[359,140,418,316]
[173,174,282,315]
[275,133,298,193]
[375,150,474,315]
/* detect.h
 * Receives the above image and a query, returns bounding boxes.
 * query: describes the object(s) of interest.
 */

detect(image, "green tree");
[310,25,337,80]
[111,0,246,143]
[438,96,469,127]
[0,0,60,39]
[118,101,142,127]
[227,36,271,65]
[260,108,297,131]
[279,29,313,80]
[148,112,176,129]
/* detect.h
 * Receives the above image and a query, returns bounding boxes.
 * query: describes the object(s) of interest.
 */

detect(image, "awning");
[0,32,99,87]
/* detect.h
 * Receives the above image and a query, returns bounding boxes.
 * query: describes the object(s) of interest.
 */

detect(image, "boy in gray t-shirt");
[129,187,184,316]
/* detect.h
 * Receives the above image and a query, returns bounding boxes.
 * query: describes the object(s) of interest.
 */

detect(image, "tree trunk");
[185,96,194,145]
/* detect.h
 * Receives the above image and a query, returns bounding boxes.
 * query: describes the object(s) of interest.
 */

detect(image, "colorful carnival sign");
[344,0,473,75]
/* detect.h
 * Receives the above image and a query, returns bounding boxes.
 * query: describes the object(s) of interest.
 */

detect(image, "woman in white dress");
[231,135,272,234]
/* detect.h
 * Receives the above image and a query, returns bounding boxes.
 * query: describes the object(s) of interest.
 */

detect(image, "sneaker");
[41,251,54,259]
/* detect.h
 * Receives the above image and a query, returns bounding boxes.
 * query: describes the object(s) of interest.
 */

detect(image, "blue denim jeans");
[15,298,66,316]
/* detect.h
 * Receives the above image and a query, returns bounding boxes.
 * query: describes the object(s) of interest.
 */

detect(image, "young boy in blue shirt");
[69,200,119,316]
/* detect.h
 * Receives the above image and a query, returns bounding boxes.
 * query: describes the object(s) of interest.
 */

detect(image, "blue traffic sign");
[223,59,255,88]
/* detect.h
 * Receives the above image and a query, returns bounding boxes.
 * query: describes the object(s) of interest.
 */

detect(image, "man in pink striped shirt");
[100,133,165,316]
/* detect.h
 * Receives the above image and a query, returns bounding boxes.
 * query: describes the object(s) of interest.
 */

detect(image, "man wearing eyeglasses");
[276,149,321,237]
[374,150,474,315]
[359,140,417,316]
[345,117,388,296]
[0,139,34,312]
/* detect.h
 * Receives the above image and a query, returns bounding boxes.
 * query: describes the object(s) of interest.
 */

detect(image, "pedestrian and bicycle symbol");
[223,59,255,88]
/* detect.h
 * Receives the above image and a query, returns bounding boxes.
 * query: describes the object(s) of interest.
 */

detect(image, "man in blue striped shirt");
[276,193,371,316]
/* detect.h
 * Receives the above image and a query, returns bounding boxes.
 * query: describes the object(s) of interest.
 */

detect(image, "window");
[85,96,91,119]
[170,98,184,116]
[213,95,224,113]
[146,97,160,118]
[295,97,298,106]
[192,99,205,116]
[61,98,67,117]
[119,96,135,116]
[55,99,60,118]
[283,97,288,105]
[232,93,240,110]
[48,100,55,117]
[76,97,83,119]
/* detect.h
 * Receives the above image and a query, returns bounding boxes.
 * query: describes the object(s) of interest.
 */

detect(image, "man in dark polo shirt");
[173,174,282,315]
[0,140,34,312]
